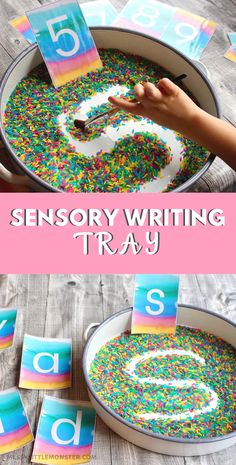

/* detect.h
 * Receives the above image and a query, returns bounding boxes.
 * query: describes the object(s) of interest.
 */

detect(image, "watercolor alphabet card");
[112,0,217,59]
[27,0,103,87]
[32,396,96,465]
[132,274,179,334]
[0,308,18,351]
[19,334,72,390]
[0,387,33,455]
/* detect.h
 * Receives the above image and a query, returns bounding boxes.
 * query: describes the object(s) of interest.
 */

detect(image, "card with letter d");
[132,274,179,335]
[19,334,72,389]
[32,396,96,465]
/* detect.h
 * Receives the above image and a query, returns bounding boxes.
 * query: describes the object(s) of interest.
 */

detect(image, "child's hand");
[109,78,236,170]
[108,78,201,133]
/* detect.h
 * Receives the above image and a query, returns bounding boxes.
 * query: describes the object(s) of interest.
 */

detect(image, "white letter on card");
[0,418,4,433]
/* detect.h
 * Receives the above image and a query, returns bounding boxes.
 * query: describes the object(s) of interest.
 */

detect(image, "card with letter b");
[32,396,96,465]
[132,274,179,335]
[19,334,72,389]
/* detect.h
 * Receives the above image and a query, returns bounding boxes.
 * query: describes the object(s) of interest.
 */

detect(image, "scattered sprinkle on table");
[89,326,236,439]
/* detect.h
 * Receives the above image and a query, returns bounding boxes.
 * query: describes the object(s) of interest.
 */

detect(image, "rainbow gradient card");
[81,0,118,27]
[32,396,96,465]
[228,32,236,51]
[224,33,236,62]
[224,46,236,63]
[19,334,72,390]
[0,387,33,455]
[161,8,217,59]
[112,0,175,39]
[113,1,217,59]
[132,274,179,335]
[27,0,103,87]
[0,308,17,351]
[9,15,36,44]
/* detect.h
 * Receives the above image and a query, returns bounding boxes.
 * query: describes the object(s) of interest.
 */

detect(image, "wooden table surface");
[0,274,235,465]
[0,0,235,192]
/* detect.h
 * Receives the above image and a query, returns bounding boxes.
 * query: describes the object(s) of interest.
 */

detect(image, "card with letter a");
[132,274,179,335]
[19,334,72,390]
[27,0,103,87]
[32,396,96,465]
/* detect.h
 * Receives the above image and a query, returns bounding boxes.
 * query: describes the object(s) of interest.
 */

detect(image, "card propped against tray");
[32,396,96,465]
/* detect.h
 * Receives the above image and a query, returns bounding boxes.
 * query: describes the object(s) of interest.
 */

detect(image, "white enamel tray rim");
[83,304,236,456]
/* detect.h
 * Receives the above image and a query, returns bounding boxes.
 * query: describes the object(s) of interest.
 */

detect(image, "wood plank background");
[0,274,235,464]
[0,0,235,191]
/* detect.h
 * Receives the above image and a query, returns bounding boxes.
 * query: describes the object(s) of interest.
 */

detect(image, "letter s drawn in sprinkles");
[58,84,182,191]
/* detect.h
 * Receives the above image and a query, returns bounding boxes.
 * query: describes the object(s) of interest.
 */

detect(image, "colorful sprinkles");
[3,49,208,192]
[88,326,236,439]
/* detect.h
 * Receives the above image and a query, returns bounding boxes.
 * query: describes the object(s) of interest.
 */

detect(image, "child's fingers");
[158,78,179,96]
[134,83,145,100]
[108,95,142,114]
[143,82,163,102]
